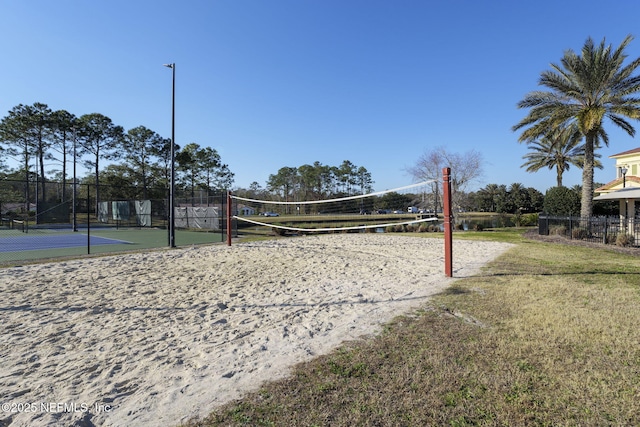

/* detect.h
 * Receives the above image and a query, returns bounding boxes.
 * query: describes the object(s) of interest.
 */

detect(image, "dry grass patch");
[180,233,640,427]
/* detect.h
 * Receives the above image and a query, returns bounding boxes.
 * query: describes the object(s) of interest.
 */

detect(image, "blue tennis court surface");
[0,233,131,252]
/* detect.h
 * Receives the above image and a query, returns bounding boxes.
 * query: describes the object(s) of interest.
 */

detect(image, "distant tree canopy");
[0,102,234,205]
[470,183,544,214]
[377,192,413,211]
[2,102,565,217]
[265,160,374,202]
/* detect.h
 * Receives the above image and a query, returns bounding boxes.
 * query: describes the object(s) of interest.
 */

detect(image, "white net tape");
[235,216,438,233]
[233,180,437,205]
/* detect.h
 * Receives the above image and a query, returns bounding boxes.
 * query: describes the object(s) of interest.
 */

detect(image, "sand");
[0,234,513,427]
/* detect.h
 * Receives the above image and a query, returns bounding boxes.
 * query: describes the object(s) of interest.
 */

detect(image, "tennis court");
[0,227,225,264]
[0,232,132,252]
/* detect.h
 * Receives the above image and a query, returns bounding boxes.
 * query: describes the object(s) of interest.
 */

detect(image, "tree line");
[0,100,581,218]
[236,160,374,202]
[0,102,233,211]
[0,103,383,216]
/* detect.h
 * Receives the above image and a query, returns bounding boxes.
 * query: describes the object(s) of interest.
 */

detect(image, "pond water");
[455,216,516,230]
[375,215,516,233]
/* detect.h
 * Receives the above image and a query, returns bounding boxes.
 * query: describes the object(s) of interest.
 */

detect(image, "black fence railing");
[538,215,639,247]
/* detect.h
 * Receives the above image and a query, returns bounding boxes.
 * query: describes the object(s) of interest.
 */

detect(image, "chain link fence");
[0,178,233,264]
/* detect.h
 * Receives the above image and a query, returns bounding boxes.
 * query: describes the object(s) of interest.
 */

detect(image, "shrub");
[549,225,566,236]
[473,223,484,231]
[543,186,580,215]
[572,227,588,240]
[520,213,539,227]
[394,224,405,232]
[418,223,428,232]
[616,233,635,247]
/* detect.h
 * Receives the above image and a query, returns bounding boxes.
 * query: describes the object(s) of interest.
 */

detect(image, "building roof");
[609,147,640,158]
[593,187,640,200]
[595,175,640,192]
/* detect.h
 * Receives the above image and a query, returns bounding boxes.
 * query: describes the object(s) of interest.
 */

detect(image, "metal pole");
[442,167,453,277]
[164,63,176,248]
[72,127,77,232]
[35,155,39,225]
[87,185,91,254]
[227,191,232,246]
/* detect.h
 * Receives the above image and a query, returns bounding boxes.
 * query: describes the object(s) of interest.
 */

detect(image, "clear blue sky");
[3,0,640,194]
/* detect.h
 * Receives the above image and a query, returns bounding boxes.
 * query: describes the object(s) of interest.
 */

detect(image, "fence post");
[546,215,549,235]
[569,216,572,239]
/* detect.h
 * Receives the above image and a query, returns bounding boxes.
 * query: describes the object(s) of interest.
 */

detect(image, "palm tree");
[475,183,502,212]
[521,124,603,187]
[513,35,640,218]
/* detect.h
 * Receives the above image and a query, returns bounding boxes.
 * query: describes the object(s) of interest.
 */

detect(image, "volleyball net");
[230,180,439,233]
[227,168,455,277]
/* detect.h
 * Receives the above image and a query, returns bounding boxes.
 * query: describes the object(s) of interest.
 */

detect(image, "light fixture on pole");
[621,166,628,188]
[164,62,176,248]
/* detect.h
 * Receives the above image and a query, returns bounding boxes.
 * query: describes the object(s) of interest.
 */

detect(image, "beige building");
[594,147,640,220]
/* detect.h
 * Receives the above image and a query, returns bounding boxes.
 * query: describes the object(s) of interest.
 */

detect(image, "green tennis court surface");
[0,228,225,264]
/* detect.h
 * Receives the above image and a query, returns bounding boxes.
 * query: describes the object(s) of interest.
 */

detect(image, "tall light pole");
[72,126,77,232]
[164,63,176,248]
[621,166,628,188]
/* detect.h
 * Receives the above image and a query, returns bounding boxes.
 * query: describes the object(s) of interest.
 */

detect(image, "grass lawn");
[180,229,640,426]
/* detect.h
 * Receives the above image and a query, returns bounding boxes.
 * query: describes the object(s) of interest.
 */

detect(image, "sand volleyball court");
[0,234,512,426]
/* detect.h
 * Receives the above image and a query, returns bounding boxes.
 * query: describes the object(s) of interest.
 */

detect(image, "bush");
[549,225,567,236]
[520,213,539,227]
[616,233,635,247]
[544,186,580,215]
[473,223,484,231]
[572,227,588,240]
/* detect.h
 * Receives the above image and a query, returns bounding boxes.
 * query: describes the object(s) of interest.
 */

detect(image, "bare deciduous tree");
[407,146,483,211]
